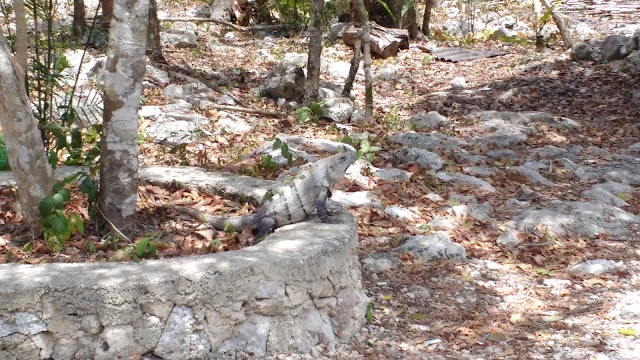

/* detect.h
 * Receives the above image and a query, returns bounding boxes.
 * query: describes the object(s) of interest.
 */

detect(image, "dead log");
[343,22,408,58]
[159,17,247,32]
[540,0,573,49]
[207,104,285,118]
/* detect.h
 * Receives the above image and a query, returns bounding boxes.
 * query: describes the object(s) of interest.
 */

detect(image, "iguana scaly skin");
[176,149,357,238]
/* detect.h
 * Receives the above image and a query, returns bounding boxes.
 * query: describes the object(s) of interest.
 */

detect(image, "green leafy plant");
[262,189,276,203]
[365,302,375,323]
[39,176,84,253]
[383,105,401,131]
[0,135,10,171]
[251,155,279,177]
[38,171,98,253]
[294,101,323,124]
[422,54,434,66]
[357,139,381,162]
[125,237,158,261]
[222,222,237,236]
[375,0,396,25]
[338,135,381,162]
[535,6,554,50]
[272,138,293,164]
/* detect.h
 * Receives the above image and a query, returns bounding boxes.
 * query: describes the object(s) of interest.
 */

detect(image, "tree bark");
[355,0,373,123]
[14,0,27,75]
[0,31,54,234]
[304,0,324,103]
[102,0,114,30]
[422,0,435,36]
[146,0,165,63]
[99,0,148,237]
[73,0,86,42]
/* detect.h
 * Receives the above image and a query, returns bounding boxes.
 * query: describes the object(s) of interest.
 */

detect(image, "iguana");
[175,149,357,238]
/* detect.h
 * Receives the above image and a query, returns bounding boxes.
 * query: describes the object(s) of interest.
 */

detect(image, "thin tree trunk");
[405,4,418,40]
[146,0,165,63]
[99,0,149,237]
[73,0,86,42]
[422,0,435,36]
[0,31,54,234]
[540,0,573,49]
[355,0,373,123]
[342,35,361,97]
[102,0,113,30]
[304,0,324,103]
[14,0,27,75]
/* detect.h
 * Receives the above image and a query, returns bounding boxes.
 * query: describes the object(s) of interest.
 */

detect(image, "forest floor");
[1,1,640,359]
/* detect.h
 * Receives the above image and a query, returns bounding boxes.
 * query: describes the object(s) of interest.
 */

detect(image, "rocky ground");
[2,0,640,359]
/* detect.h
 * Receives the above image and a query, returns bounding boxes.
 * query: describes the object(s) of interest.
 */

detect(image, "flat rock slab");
[0,166,368,359]
[430,47,509,62]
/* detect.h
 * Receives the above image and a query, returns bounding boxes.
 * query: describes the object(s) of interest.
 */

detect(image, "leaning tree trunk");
[99,0,148,237]
[146,0,165,63]
[355,0,373,123]
[342,35,361,97]
[304,0,324,102]
[73,0,86,42]
[14,0,27,75]
[540,0,573,49]
[0,31,54,234]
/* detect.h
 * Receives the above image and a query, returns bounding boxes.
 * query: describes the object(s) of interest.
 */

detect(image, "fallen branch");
[207,104,285,118]
[159,17,247,32]
[179,58,247,108]
[540,0,573,49]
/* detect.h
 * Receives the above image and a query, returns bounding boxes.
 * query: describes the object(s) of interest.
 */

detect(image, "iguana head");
[327,148,357,182]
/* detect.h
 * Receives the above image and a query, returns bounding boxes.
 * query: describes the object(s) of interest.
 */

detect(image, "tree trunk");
[102,0,114,30]
[0,31,54,234]
[355,0,373,123]
[14,0,27,75]
[99,0,148,237]
[404,3,418,40]
[342,35,361,97]
[304,0,324,103]
[73,0,86,42]
[422,0,435,36]
[146,0,165,63]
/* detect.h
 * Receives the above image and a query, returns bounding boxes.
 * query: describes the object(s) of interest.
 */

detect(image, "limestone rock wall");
[0,167,368,359]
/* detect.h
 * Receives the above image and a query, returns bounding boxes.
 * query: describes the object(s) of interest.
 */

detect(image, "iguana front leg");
[255,217,277,239]
[315,188,331,222]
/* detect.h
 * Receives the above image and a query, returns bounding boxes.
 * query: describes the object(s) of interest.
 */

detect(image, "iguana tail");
[175,206,260,232]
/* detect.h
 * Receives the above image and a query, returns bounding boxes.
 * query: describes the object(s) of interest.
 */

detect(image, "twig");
[96,206,132,243]
[159,17,247,32]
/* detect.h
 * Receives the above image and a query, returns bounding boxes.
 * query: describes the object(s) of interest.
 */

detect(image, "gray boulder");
[601,35,634,62]
[321,97,354,123]
[393,147,443,170]
[161,31,197,48]
[396,233,467,261]
[572,42,598,61]
[265,66,305,100]
[626,51,640,67]
[408,111,449,131]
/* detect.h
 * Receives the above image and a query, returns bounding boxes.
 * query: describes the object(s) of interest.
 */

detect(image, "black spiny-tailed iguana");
[175,149,357,238]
